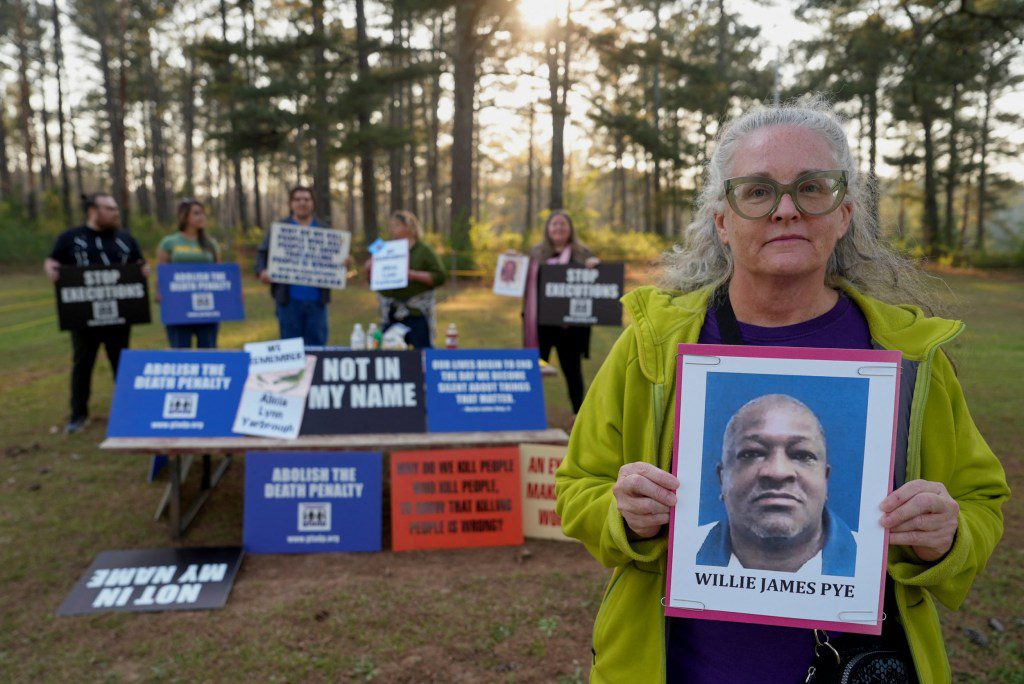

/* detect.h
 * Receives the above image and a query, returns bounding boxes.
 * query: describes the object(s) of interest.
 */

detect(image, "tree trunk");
[355,0,379,242]
[450,1,480,267]
[943,82,959,249]
[219,0,249,231]
[37,89,55,193]
[146,33,171,225]
[0,91,11,199]
[525,104,535,234]
[615,133,627,229]
[116,5,131,225]
[651,0,663,236]
[917,107,937,255]
[546,29,566,210]
[405,22,419,218]
[92,0,128,227]
[865,87,879,234]
[975,77,993,254]
[346,160,357,233]
[14,3,38,219]
[426,14,443,234]
[51,0,72,219]
[311,0,333,223]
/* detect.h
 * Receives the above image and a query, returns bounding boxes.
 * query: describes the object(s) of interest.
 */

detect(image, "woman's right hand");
[613,462,680,539]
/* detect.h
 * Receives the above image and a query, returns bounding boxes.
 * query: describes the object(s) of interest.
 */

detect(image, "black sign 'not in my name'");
[55,264,151,330]
[537,263,624,327]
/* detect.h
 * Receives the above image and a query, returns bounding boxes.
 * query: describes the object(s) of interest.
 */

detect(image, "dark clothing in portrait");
[695,507,857,577]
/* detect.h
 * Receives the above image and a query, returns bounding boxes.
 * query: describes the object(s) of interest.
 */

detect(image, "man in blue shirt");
[696,393,857,576]
[255,186,331,346]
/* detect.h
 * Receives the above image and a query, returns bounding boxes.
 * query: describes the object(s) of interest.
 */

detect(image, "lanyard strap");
[713,287,745,346]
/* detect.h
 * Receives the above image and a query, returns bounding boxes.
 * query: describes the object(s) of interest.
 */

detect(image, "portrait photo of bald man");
[695,394,858,577]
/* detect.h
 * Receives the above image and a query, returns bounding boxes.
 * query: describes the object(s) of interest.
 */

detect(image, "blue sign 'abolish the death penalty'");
[424,349,547,432]
[243,451,383,553]
[106,350,249,437]
[157,263,245,325]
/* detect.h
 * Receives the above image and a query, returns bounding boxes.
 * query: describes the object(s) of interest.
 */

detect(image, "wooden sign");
[520,444,573,541]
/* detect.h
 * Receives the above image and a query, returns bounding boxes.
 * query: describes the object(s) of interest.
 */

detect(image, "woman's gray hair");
[661,96,935,309]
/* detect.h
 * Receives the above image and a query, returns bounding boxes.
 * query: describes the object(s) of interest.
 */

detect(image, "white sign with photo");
[369,239,410,291]
[267,222,350,290]
[234,338,315,439]
[664,344,902,635]
[492,254,530,297]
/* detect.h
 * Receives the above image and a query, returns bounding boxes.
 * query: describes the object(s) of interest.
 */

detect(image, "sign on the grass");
[537,263,624,326]
[233,339,315,439]
[390,447,524,551]
[520,444,573,541]
[106,350,248,437]
[157,263,245,325]
[243,451,382,553]
[55,263,151,330]
[424,349,546,433]
[57,546,243,616]
[267,221,350,289]
[369,239,410,291]
[492,253,529,297]
[300,350,426,435]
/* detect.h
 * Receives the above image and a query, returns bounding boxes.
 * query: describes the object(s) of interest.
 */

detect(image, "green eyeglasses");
[724,170,848,220]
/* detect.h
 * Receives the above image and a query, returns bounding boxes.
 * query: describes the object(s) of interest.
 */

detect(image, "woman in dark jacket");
[524,210,600,416]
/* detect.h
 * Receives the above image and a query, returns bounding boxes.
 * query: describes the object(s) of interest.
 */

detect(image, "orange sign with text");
[520,444,574,541]
[390,447,524,551]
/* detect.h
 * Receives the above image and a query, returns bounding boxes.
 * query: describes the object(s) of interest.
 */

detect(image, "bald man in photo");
[696,394,857,576]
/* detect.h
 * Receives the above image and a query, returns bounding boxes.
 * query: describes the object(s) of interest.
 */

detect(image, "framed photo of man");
[665,344,902,635]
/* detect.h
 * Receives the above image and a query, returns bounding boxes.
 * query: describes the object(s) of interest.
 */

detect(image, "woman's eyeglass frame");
[723,170,848,220]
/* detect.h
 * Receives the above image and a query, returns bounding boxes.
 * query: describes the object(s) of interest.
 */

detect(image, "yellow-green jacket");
[556,284,1009,683]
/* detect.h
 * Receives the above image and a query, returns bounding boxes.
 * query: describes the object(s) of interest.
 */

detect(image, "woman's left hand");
[584,257,600,268]
[880,479,959,562]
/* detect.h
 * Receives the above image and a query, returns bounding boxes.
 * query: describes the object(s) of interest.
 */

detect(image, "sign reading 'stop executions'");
[301,350,426,435]
[55,264,151,330]
[267,222,351,289]
[537,263,624,327]
[57,546,244,616]
[157,263,245,325]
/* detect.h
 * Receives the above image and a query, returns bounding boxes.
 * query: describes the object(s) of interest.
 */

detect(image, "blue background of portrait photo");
[695,372,870,531]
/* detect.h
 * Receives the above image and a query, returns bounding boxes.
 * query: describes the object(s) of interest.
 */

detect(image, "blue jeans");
[166,323,219,349]
[277,300,328,346]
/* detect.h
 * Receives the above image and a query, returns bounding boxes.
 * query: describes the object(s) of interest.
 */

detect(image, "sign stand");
[154,453,234,539]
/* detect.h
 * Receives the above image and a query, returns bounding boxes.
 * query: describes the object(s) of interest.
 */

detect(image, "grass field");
[0,266,1020,682]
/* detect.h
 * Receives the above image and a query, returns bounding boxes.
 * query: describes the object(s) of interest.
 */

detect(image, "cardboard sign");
[55,264,151,330]
[390,447,524,551]
[424,349,546,433]
[234,339,314,440]
[665,345,902,635]
[537,263,624,327]
[520,444,573,541]
[157,263,245,325]
[106,350,249,437]
[57,546,243,616]
[301,350,426,435]
[492,254,529,297]
[243,451,383,553]
[267,222,351,289]
[369,239,410,291]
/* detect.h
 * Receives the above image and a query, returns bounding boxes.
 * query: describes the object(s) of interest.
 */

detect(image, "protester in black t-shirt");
[44,193,147,434]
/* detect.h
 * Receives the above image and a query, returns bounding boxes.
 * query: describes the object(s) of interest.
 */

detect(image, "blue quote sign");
[157,263,245,325]
[424,349,547,432]
[243,451,383,553]
[106,350,249,437]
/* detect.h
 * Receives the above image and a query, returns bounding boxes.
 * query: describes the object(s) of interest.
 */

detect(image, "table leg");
[154,454,194,521]
[169,455,182,540]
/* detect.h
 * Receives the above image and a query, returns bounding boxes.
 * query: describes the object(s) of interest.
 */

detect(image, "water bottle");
[367,323,380,350]
[349,323,366,350]
[445,323,459,349]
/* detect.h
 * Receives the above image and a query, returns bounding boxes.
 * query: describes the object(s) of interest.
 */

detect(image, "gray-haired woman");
[555,98,1008,683]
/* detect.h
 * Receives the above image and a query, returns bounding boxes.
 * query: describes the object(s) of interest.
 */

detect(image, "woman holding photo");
[523,210,600,419]
[555,99,1008,683]
[156,199,221,349]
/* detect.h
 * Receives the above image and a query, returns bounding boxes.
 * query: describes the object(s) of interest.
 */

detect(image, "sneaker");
[539,359,559,377]
[64,416,88,435]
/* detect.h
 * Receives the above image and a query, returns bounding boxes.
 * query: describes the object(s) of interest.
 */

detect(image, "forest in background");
[0,0,1022,267]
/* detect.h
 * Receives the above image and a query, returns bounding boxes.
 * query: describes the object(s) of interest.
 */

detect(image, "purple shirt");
[667,293,871,683]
